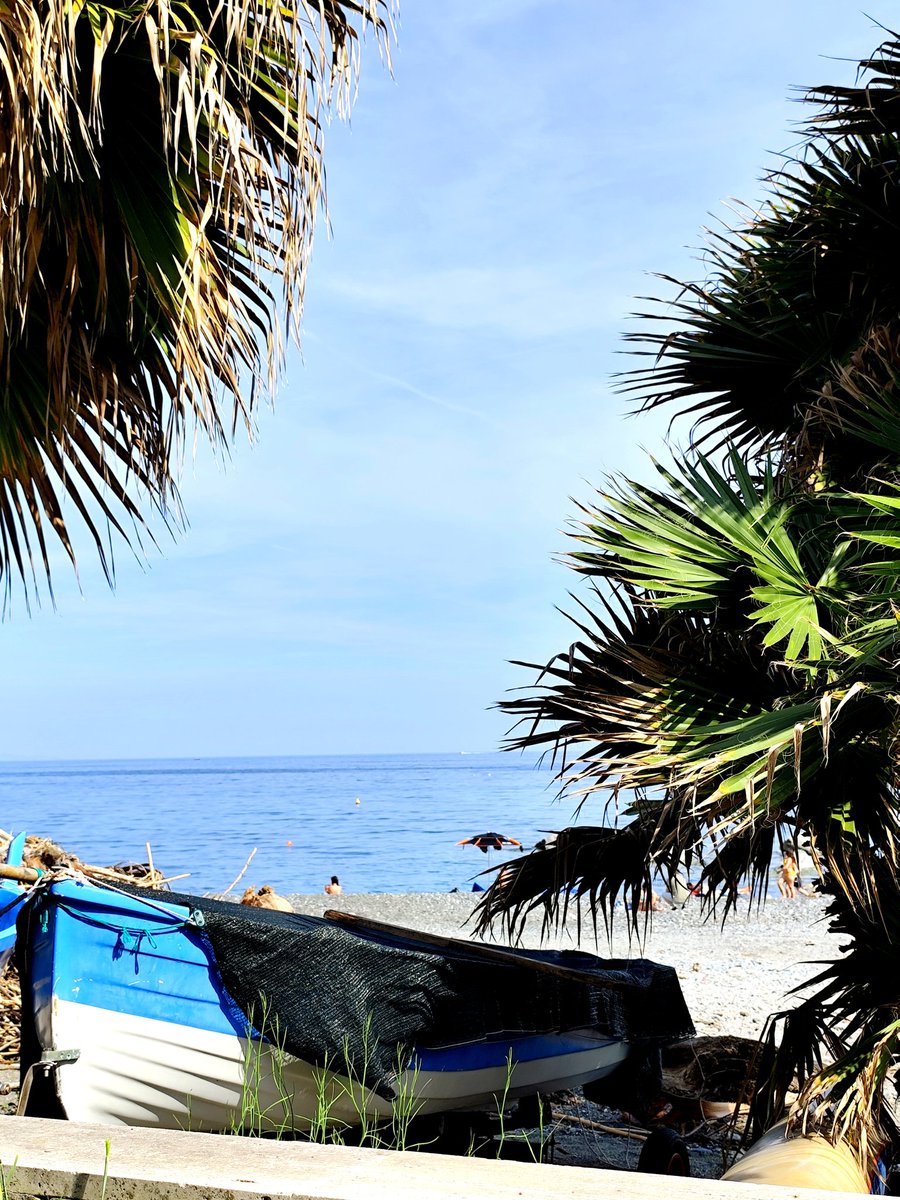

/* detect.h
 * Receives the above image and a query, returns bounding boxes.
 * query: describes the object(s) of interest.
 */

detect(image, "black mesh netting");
[103,886,694,1097]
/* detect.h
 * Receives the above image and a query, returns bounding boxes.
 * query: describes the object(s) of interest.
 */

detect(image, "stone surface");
[0,1116,872,1200]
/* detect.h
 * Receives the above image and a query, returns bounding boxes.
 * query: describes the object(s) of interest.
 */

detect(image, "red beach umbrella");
[456,832,522,854]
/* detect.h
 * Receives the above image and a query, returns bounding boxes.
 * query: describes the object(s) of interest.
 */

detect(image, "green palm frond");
[490,26,900,1152]
[499,590,787,920]
[620,123,900,481]
[493,467,900,927]
[571,452,843,666]
[0,0,390,608]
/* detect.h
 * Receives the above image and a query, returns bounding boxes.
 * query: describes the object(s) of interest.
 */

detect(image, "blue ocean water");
[0,752,579,897]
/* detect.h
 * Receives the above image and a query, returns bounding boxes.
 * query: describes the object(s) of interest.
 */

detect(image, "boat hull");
[44,997,627,1131]
[0,833,28,975]
[20,878,631,1133]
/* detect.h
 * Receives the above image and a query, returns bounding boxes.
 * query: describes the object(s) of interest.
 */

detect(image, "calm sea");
[0,752,579,897]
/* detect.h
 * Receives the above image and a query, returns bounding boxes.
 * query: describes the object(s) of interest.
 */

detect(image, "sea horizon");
[0,747,528,765]
[1,750,561,896]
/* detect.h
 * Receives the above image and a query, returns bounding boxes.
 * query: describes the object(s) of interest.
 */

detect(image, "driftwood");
[552,1111,650,1142]
[0,966,19,1066]
[216,847,257,899]
[10,832,173,891]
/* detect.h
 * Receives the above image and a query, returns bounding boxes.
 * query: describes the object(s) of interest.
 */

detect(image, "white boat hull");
[47,998,629,1132]
[721,1120,872,1193]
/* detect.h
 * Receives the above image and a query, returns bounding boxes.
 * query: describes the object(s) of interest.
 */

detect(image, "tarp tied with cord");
[150,889,695,1097]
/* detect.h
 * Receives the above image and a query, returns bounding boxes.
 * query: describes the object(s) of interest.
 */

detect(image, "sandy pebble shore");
[290,891,840,1042]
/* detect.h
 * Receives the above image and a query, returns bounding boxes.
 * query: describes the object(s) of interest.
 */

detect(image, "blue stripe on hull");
[415,1030,620,1072]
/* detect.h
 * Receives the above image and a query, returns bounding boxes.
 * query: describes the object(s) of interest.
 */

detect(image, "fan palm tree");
[478,29,900,1159]
[0,0,388,610]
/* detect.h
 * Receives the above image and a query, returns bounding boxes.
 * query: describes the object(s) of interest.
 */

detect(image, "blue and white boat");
[12,859,693,1134]
[0,833,31,975]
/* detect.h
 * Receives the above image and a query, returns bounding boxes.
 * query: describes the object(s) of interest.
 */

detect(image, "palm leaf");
[0,0,390,606]
[490,28,900,1153]
[471,822,658,944]
[620,120,900,484]
[806,32,900,138]
[751,870,900,1160]
[571,452,837,666]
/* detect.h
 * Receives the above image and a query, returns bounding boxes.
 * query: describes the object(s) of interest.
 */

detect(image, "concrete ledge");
[0,1116,870,1200]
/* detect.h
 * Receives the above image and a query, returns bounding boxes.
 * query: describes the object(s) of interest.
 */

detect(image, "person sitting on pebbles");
[324,875,342,895]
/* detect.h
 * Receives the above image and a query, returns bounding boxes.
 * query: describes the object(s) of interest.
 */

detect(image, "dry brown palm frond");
[471,822,658,945]
[0,0,391,607]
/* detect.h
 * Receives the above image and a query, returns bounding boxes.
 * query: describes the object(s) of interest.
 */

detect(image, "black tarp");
[140,887,694,1097]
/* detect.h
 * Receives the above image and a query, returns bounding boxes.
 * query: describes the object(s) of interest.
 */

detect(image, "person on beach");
[324,875,342,895]
[777,851,799,899]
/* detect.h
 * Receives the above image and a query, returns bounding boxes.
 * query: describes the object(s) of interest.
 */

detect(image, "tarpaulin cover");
[140,887,694,1097]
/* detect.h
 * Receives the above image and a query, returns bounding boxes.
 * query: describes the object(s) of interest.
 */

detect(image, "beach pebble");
[287,891,838,1042]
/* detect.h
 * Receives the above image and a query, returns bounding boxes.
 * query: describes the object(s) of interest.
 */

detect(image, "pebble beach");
[289,890,840,1043]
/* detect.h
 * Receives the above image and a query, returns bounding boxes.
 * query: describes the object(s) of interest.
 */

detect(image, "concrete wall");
[0,1116,870,1200]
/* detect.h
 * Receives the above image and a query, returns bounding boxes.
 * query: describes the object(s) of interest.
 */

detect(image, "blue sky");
[3,3,897,760]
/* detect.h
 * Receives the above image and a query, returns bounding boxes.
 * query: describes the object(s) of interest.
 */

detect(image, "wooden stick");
[215,848,257,899]
[0,864,39,883]
[323,910,638,992]
[78,864,144,882]
[0,862,189,889]
[551,1112,649,1141]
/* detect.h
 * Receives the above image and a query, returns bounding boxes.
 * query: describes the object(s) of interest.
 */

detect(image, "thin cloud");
[365,370,507,429]
[324,263,626,338]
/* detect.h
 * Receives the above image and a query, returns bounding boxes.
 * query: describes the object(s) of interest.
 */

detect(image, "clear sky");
[3,3,897,760]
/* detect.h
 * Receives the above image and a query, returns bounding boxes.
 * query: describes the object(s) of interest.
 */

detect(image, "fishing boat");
[0,833,31,975]
[11,859,694,1135]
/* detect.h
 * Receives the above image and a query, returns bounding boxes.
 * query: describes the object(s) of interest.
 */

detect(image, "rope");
[18,866,206,941]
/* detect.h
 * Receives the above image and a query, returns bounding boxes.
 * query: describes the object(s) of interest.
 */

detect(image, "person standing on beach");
[777,852,798,899]
[324,875,342,895]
